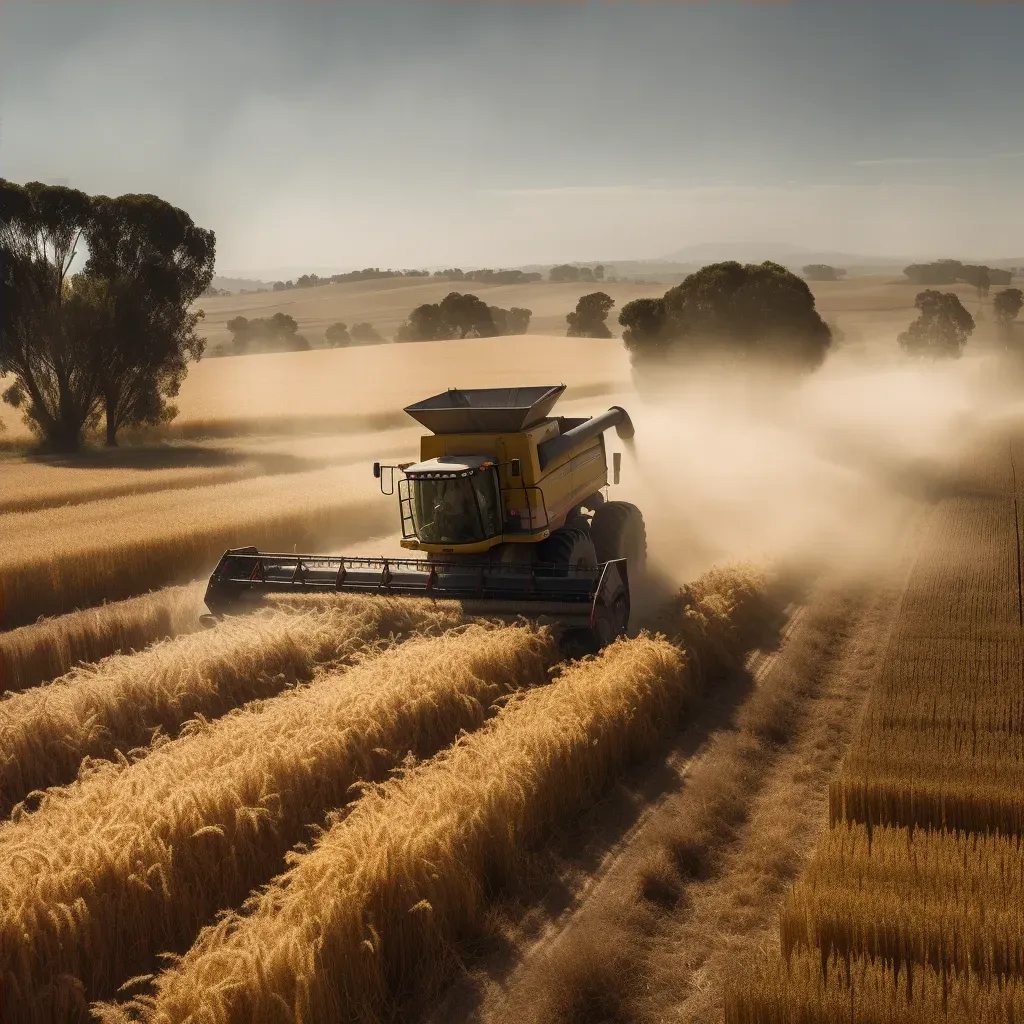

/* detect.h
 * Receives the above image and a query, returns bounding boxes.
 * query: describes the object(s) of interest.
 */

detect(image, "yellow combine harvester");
[205,385,645,650]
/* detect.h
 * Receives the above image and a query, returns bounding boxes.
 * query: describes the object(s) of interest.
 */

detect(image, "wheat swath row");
[0,594,464,817]
[0,467,383,627]
[726,437,1024,1019]
[0,623,554,1023]
[0,583,205,693]
[0,461,267,515]
[100,565,768,1024]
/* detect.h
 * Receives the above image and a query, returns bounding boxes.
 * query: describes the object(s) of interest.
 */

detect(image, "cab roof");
[405,455,495,477]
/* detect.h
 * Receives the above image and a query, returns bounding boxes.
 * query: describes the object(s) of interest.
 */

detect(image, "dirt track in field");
[426,514,928,1024]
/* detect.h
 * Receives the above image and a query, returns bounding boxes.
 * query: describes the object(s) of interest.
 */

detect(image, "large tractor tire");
[537,527,598,572]
[590,501,647,569]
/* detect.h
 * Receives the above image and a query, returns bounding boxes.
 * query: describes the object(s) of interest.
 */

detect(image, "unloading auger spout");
[204,385,647,652]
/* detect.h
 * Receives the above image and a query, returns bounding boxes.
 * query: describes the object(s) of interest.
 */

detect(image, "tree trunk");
[105,403,119,447]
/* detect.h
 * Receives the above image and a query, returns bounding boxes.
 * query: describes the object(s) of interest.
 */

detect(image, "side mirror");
[510,458,521,478]
[373,462,381,479]
[613,452,621,485]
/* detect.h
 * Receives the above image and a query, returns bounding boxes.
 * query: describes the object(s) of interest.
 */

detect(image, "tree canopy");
[324,321,351,347]
[802,264,847,282]
[566,292,616,338]
[84,192,215,444]
[994,288,1023,326]
[1,180,214,450]
[898,290,975,359]
[395,292,529,342]
[227,313,309,355]
[618,261,832,370]
[904,259,1011,288]
[350,322,384,344]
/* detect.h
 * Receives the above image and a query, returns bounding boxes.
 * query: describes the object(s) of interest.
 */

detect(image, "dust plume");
[621,339,1024,591]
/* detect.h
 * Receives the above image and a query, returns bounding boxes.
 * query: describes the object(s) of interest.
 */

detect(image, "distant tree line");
[1,179,214,450]
[395,292,531,342]
[802,264,847,282]
[903,259,1012,296]
[432,268,542,285]
[549,264,607,284]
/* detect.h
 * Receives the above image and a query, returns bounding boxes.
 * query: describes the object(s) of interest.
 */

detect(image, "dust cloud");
[618,340,1024,597]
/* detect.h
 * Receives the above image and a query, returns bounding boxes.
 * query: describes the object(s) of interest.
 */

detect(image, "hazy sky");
[2,2,1022,277]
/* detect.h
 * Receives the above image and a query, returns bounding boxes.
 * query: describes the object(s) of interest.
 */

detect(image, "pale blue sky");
[2,3,1021,275]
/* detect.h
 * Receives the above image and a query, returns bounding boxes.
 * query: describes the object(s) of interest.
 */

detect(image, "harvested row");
[109,565,770,1024]
[0,624,554,1023]
[0,466,383,627]
[0,584,205,694]
[778,822,1024,982]
[0,594,464,817]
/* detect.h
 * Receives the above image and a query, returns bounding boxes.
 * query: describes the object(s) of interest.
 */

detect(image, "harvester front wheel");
[590,501,647,568]
[537,527,598,572]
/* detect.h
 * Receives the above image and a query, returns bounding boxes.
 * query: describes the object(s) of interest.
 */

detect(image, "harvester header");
[206,384,645,653]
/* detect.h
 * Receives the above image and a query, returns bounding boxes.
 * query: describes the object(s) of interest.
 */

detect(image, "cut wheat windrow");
[0,623,554,1024]
[0,593,465,817]
[0,584,205,694]
[0,466,384,627]
[109,565,769,1024]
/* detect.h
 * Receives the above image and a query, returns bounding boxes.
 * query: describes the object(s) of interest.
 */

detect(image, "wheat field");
[0,624,554,1023]
[0,594,464,816]
[0,466,385,627]
[726,435,1024,1020]
[0,583,205,693]
[97,565,769,1024]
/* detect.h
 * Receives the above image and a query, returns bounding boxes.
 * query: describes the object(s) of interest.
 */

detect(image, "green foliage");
[395,292,530,342]
[618,261,831,370]
[898,290,975,359]
[566,292,615,338]
[84,192,215,445]
[324,322,351,347]
[0,179,105,450]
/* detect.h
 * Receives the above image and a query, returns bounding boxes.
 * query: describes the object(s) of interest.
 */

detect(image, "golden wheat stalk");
[0,623,554,1024]
[0,594,465,816]
[0,467,383,627]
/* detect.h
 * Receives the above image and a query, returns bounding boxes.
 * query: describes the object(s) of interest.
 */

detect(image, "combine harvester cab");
[205,385,645,652]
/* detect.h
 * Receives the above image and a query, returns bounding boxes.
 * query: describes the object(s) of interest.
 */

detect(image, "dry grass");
[0,461,265,514]
[103,565,770,1024]
[0,467,384,627]
[0,623,553,1023]
[0,584,204,693]
[109,635,688,1024]
[0,593,464,817]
